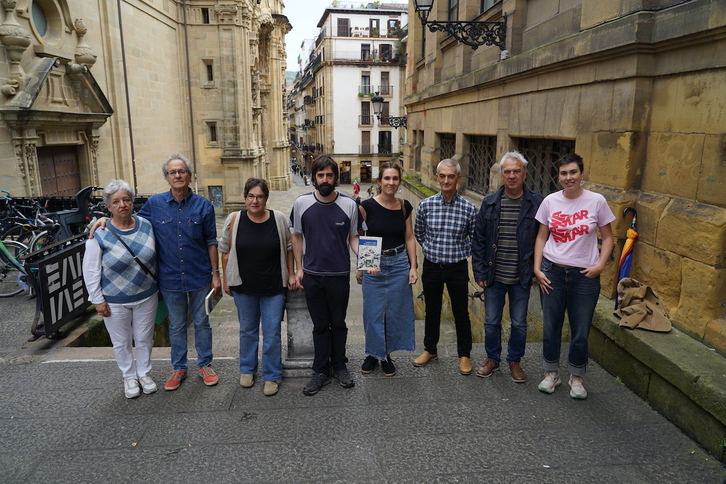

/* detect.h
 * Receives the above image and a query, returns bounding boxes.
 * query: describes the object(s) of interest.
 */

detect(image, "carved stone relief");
[215,4,238,24]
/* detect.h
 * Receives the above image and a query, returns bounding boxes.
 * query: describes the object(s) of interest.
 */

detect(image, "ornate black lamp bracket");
[424,19,506,50]
[386,116,407,129]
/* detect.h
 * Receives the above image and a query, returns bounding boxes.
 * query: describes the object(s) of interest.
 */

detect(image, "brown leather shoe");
[476,358,500,378]
[458,356,473,375]
[509,361,527,383]
[413,350,438,367]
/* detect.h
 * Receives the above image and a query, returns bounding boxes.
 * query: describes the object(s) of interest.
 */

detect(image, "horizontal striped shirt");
[414,192,477,264]
[494,193,522,284]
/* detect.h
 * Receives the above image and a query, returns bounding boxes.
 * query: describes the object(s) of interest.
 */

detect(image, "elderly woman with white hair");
[82,180,159,399]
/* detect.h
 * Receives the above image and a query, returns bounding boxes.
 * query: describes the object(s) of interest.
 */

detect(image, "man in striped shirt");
[413,159,478,375]
[471,152,543,383]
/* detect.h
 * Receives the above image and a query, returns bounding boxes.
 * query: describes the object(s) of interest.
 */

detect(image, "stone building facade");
[404,0,726,351]
[0,0,291,207]
[289,5,408,184]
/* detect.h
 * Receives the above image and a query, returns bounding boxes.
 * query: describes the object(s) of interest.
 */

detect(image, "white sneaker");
[139,376,157,394]
[538,371,561,394]
[569,375,588,399]
[124,378,141,399]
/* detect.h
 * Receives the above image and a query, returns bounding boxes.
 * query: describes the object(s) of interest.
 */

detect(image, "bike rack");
[21,234,89,340]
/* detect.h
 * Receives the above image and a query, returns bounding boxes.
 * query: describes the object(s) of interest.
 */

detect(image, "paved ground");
[0,174,724,483]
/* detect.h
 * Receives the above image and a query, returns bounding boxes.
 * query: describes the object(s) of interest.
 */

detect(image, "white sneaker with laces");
[538,371,561,394]
[139,376,157,394]
[124,378,141,399]
[569,375,588,399]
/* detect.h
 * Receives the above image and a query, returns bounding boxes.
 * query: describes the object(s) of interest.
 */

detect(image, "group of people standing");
[83,149,614,402]
[84,154,221,398]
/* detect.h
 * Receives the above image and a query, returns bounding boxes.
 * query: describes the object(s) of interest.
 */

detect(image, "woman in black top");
[219,178,295,396]
[357,162,418,376]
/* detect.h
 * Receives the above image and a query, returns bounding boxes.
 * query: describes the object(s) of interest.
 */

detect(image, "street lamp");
[371,92,407,129]
[413,0,506,51]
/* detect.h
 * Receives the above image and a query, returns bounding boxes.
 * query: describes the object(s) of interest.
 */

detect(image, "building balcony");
[378,85,394,96]
[358,144,394,155]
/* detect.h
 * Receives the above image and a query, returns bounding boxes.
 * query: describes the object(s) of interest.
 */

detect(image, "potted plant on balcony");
[370,27,379,38]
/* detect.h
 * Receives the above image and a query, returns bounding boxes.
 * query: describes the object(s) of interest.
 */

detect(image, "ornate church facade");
[0,0,291,206]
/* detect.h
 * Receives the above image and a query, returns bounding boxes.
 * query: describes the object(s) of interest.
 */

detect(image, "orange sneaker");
[198,366,219,386]
[164,369,187,391]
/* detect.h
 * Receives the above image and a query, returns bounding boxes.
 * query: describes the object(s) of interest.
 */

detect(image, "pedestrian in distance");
[90,153,222,391]
[471,152,543,383]
[82,180,159,399]
[291,155,360,396]
[353,180,360,196]
[413,159,478,375]
[533,153,615,399]
[357,162,417,377]
[219,178,296,397]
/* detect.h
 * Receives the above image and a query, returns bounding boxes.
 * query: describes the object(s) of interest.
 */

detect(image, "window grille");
[467,135,496,195]
[517,138,576,196]
[440,133,456,161]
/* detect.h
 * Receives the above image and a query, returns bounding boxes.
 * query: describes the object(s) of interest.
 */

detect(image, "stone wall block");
[673,258,726,338]
[590,329,651,400]
[634,191,671,246]
[628,243,682,313]
[647,372,726,461]
[587,132,642,189]
[657,198,726,265]
[578,83,613,133]
[642,132,704,200]
[694,373,726,427]
[697,134,726,207]
[704,319,726,357]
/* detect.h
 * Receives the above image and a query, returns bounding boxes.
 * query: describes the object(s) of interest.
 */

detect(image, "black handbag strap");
[106,226,157,282]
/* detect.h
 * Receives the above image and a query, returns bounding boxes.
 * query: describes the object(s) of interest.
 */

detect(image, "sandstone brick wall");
[404,0,726,351]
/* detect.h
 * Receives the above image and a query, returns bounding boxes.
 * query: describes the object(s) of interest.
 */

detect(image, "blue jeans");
[232,291,285,381]
[484,281,530,363]
[362,250,415,359]
[539,258,600,376]
[162,286,213,370]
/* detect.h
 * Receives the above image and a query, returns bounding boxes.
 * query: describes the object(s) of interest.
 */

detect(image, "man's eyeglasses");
[245,194,267,201]
[166,169,189,176]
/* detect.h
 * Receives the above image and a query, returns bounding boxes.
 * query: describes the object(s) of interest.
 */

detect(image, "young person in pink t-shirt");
[533,153,615,399]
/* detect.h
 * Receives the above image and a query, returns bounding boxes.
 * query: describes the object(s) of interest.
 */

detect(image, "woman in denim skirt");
[356,163,418,376]
[533,154,615,399]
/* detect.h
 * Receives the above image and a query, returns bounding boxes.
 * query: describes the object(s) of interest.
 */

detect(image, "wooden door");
[37,146,81,197]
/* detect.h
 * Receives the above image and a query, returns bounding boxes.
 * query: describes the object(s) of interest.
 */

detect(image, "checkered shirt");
[414,192,477,263]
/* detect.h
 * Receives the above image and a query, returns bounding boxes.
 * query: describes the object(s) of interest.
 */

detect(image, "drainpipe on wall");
[181,0,199,193]
[116,0,138,193]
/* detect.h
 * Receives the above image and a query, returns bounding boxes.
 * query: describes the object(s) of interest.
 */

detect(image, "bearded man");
[291,155,360,396]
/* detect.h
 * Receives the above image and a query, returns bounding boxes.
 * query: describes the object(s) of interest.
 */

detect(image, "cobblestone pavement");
[0,175,724,483]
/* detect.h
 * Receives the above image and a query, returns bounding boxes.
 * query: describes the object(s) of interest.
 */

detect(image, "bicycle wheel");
[1,224,31,242]
[0,240,28,297]
[20,230,53,252]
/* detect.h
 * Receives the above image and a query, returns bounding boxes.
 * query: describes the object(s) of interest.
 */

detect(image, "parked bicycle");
[1,186,103,253]
[0,238,30,297]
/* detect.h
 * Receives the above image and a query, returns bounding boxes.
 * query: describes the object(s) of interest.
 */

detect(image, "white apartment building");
[290,4,407,183]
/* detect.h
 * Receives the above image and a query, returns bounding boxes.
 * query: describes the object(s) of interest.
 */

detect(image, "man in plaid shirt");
[413,159,478,375]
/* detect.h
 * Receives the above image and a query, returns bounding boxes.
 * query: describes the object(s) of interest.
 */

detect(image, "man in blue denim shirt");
[137,153,222,391]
